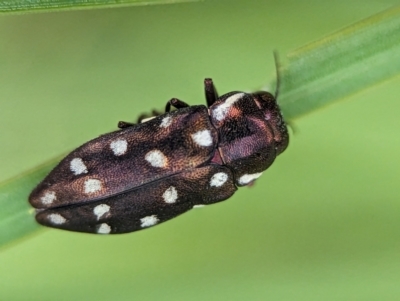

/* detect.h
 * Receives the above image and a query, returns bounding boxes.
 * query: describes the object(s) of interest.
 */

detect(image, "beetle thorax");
[209,91,287,186]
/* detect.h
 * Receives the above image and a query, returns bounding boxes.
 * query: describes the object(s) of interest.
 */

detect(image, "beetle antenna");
[273,51,281,100]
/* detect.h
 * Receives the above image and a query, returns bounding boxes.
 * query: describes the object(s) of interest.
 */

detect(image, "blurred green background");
[1,1,400,300]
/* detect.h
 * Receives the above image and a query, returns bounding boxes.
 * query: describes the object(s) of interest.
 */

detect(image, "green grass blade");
[0,161,56,247]
[0,0,198,14]
[279,6,400,120]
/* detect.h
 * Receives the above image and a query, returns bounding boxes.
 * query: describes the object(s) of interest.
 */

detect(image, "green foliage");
[0,0,198,14]
[279,6,400,119]
[0,161,54,246]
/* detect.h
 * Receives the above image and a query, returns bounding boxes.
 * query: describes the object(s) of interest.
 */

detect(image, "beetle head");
[252,91,289,155]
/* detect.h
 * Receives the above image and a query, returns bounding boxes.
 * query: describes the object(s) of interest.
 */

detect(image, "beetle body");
[29,79,288,234]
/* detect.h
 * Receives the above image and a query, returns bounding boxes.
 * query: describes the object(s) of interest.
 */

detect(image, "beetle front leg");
[165,98,190,112]
[204,78,219,107]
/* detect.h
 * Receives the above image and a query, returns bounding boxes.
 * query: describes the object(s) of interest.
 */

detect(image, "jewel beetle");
[29,78,289,234]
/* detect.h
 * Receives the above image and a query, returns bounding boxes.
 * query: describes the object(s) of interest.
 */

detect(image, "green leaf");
[1,6,399,249]
[0,161,56,247]
[278,6,400,120]
[0,0,198,14]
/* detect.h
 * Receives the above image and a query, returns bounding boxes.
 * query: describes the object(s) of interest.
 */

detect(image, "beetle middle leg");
[118,99,189,129]
[165,98,190,112]
[118,109,163,129]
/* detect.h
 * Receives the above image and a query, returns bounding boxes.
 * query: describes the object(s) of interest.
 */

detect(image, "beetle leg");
[137,109,163,123]
[165,98,190,112]
[118,121,135,129]
[204,78,219,107]
[119,109,165,128]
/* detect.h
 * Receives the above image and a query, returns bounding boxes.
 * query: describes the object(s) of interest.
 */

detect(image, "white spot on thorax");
[210,172,228,187]
[145,150,167,168]
[191,129,213,147]
[213,93,245,121]
[110,139,128,156]
[48,213,66,225]
[140,215,159,228]
[40,191,56,205]
[238,172,263,185]
[93,204,110,220]
[84,179,102,194]
[70,158,88,175]
[193,204,205,209]
[160,116,172,128]
[97,223,111,234]
[162,186,178,204]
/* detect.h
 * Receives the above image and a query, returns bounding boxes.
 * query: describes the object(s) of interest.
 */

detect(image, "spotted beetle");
[29,78,289,234]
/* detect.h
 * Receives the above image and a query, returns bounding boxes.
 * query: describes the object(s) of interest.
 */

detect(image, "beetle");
[29,78,289,234]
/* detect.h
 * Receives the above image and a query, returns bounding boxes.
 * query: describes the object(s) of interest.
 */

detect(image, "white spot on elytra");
[70,158,88,175]
[141,116,156,123]
[140,215,159,228]
[191,129,213,147]
[97,223,111,234]
[162,186,178,204]
[238,172,263,185]
[210,172,228,187]
[84,179,102,194]
[93,204,110,220]
[40,191,56,205]
[160,116,172,128]
[213,93,245,121]
[110,139,128,156]
[145,150,167,168]
[48,213,66,225]
[193,204,205,209]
